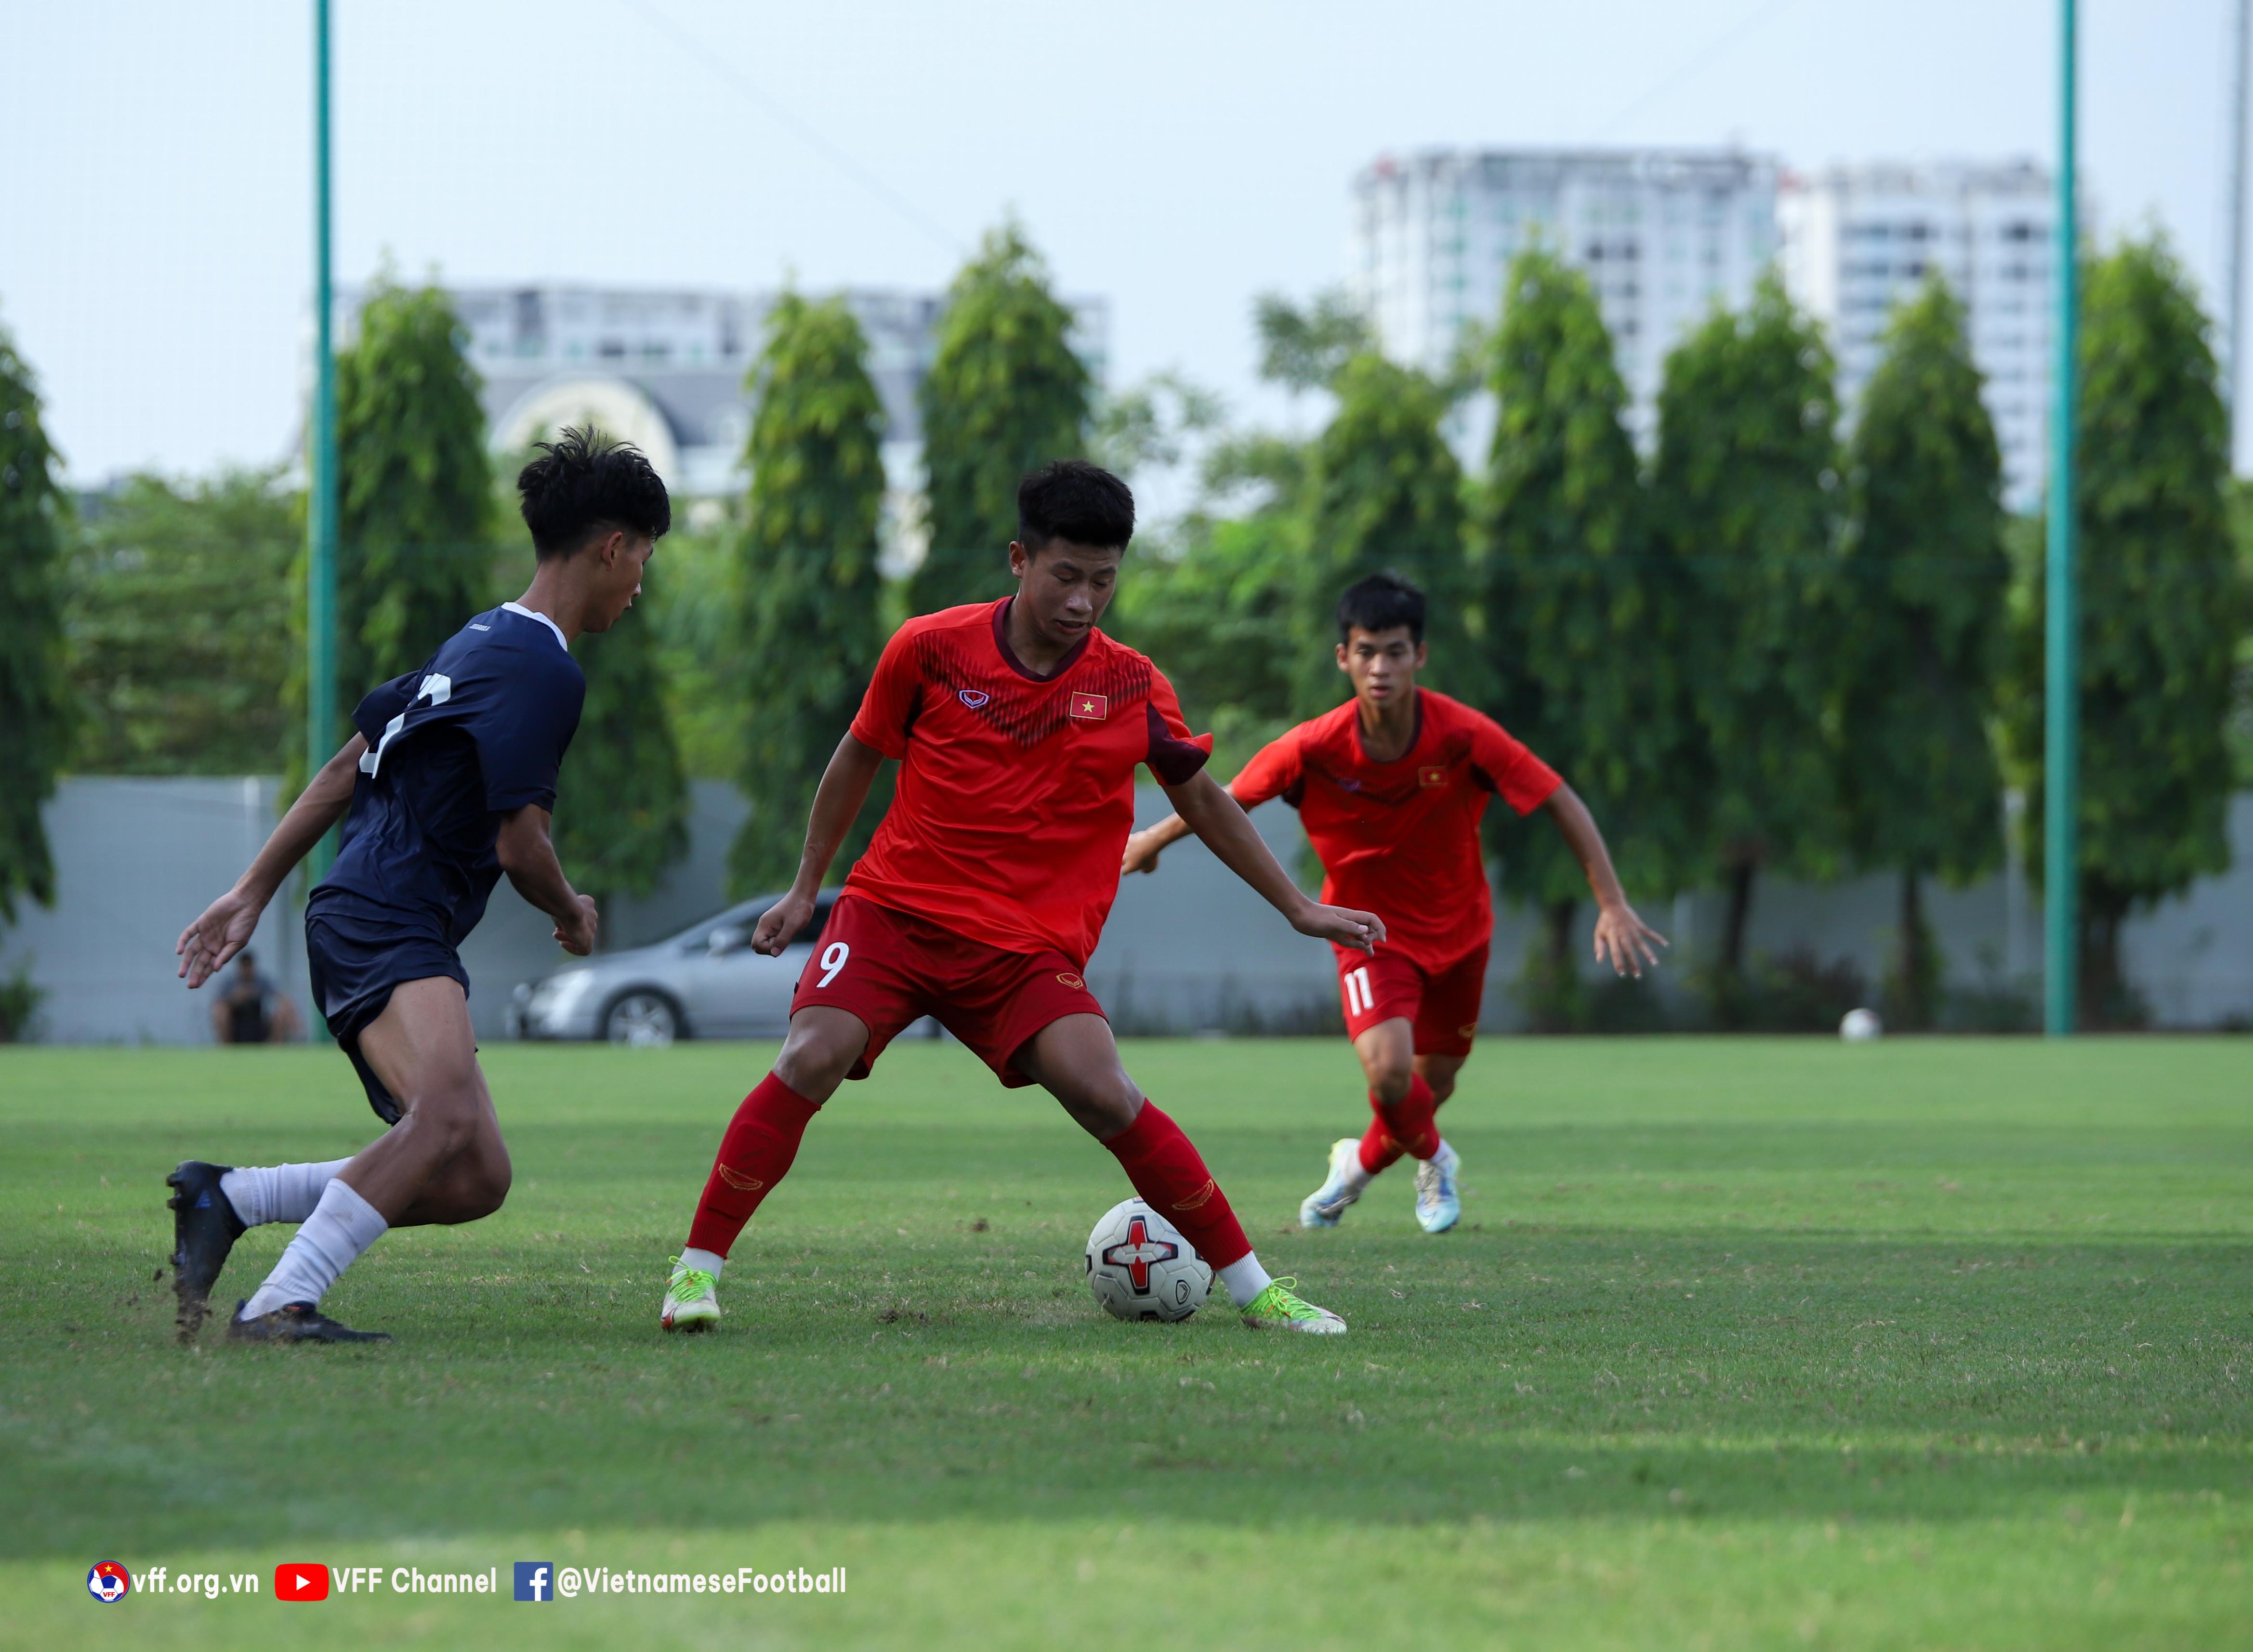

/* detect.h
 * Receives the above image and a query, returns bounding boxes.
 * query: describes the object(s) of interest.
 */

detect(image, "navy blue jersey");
[312,603,586,947]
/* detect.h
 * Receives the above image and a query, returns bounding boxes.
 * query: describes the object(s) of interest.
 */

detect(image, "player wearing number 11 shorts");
[659,462,1389,1335]
[1123,573,1667,1234]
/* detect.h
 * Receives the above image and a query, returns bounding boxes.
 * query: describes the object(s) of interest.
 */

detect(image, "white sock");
[1340,1155,1375,1194]
[1217,1254,1273,1308]
[238,1180,389,1319]
[679,1246,725,1281]
[220,1159,353,1228]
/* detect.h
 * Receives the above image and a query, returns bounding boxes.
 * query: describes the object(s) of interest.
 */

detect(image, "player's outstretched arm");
[1120,810,1196,875]
[1542,781,1668,977]
[751,733,885,955]
[497,803,599,956]
[1161,770,1385,954]
[176,735,369,988]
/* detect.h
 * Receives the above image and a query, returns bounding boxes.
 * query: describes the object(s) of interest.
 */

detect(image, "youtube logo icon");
[274,1563,330,1601]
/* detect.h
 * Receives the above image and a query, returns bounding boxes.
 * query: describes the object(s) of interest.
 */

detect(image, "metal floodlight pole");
[2229,0,2251,435]
[2043,0,2081,1036]
[306,0,339,886]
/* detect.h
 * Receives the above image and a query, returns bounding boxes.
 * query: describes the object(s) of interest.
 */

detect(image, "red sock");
[685,1073,823,1257]
[1358,1073,1440,1174]
[1102,1101,1252,1270]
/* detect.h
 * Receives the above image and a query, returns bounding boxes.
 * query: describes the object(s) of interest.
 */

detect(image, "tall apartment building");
[1779,161,2054,511]
[1349,148,1781,447]
[331,284,1110,506]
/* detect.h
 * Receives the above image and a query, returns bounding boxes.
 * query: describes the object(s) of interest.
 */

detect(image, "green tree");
[1840,277,2010,1029]
[1299,353,1478,715]
[1479,250,1699,1009]
[1252,288,1374,393]
[0,319,73,926]
[910,224,1092,614]
[2004,237,2245,1025]
[729,293,890,895]
[1651,273,1847,1007]
[295,275,492,764]
[66,472,297,774]
[553,569,689,919]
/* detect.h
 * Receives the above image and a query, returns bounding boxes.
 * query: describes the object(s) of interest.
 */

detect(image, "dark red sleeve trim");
[1143,700,1212,785]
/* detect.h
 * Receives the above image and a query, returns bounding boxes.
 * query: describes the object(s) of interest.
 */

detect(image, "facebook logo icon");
[514,1562,553,1603]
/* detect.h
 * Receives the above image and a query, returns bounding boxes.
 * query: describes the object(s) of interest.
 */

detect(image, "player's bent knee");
[1062,1082,1142,1141]
[1370,1068,1416,1105]
[463,1170,511,1220]
[398,1087,484,1157]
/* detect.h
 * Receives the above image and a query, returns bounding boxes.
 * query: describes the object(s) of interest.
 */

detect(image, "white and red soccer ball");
[87,1563,131,1603]
[1085,1198,1212,1322]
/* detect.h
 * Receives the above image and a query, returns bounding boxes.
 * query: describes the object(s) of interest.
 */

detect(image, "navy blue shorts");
[304,911,470,1126]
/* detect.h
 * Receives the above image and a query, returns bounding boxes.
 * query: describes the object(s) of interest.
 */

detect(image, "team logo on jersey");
[957,688,990,709]
[1419,765,1448,788]
[87,1563,131,1603]
[1055,972,1084,990]
[1068,692,1108,721]
[1458,1023,1479,1040]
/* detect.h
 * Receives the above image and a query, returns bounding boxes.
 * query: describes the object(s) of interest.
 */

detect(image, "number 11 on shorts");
[1344,965,1373,1016]
[817,942,850,987]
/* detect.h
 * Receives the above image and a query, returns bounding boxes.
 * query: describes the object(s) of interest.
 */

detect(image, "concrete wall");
[4,778,2249,1043]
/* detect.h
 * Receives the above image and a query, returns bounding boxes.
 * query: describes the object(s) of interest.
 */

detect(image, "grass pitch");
[2,1035,2248,1650]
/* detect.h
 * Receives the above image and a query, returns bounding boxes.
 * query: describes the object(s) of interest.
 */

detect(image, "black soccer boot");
[167,1160,246,1342]
[225,1300,392,1344]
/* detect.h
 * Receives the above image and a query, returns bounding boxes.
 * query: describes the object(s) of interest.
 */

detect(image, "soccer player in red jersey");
[659,462,1387,1335]
[1121,572,1665,1233]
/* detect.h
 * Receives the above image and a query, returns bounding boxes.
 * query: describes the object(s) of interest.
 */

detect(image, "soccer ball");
[1084,1198,1212,1322]
[1840,1007,1883,1043]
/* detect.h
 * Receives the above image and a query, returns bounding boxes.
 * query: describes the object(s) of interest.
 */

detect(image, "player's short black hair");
[516,427,671,559]
[1336,571,1426,643]
[1017,459,1134,553]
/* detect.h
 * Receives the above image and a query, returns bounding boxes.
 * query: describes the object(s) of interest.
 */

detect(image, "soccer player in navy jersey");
[166,428,667,1343]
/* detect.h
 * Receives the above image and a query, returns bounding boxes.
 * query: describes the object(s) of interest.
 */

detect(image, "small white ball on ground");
[1084,1198,1212,1323]
[1840,1007,1884,1043]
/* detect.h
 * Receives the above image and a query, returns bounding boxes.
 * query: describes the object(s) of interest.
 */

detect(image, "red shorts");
[792,895,1105,1087]
[1332,942,1489,1057]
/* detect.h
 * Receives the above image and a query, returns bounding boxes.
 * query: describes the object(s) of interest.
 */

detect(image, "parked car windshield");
[665,893,834,955]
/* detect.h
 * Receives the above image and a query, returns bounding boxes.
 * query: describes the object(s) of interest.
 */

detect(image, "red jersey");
[1229,689,1560,969]
[845,598,1212,967]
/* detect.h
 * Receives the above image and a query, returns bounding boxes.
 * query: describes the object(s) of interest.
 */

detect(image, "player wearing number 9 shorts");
[659,462,1391,1336]
[1122,573,1669,1234]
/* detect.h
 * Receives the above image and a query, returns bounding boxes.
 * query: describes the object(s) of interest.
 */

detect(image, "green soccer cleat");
[660,1256,722,1332]
[1239,1277,1347,1335]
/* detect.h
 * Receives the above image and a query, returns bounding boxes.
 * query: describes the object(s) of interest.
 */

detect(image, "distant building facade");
[1779,161,2054,511]
[1349,147,1780,447]
[331,284,1110,512]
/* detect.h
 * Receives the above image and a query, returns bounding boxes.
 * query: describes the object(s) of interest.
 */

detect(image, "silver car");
[513,890,841,1044]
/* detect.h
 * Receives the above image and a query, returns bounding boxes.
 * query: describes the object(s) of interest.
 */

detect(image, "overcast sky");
[3,0,2243,484]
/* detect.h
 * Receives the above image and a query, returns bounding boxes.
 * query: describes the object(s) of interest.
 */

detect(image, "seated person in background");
[211,951,302,1045]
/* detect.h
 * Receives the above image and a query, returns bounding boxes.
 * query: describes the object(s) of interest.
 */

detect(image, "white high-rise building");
[1779,161,2054,511]
[1349,148,1781,448]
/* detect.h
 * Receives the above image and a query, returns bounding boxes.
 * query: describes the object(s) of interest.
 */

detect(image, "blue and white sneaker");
[1414,1140,1462,1233]
[1299,1138,1365,1229]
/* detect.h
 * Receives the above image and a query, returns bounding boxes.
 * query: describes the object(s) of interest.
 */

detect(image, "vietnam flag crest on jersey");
[844,599,1211,965]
